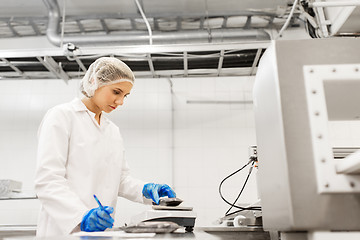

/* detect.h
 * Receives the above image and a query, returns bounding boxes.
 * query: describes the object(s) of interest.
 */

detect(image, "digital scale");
[130,198,197,232]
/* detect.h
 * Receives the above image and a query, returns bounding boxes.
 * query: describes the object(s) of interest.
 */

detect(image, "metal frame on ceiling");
[0,42,269,80]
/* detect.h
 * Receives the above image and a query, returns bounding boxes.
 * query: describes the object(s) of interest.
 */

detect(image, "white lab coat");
[34,98,146,237]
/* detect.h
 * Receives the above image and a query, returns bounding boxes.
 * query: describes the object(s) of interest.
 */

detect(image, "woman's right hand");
[80,206,114,232]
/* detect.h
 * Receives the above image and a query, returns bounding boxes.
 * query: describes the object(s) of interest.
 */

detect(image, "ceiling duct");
[43,0,270,47]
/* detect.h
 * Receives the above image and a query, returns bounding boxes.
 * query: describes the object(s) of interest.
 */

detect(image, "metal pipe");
[310,0,360,7]
[250,48,262,76]
[134,0,153,45]
[43,0,270,47]
[275,0,299,39]
[184,51,188,77]
[217,49,224,76]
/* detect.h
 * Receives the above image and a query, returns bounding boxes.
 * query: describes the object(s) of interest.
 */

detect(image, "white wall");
[171,76,258,226]
[0,79,77,225]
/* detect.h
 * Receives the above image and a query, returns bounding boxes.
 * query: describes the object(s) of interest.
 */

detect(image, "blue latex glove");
[80,206,114,232]
[142,183,176,205]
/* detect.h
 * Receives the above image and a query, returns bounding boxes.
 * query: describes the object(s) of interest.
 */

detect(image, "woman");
[34,57,176,237]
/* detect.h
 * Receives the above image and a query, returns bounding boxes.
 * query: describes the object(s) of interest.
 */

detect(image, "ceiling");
[0,0,293,18]
[0,0,304,80]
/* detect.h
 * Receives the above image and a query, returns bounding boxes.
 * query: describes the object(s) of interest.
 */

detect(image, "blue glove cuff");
[142,183,155,199]
[80,208,95,231]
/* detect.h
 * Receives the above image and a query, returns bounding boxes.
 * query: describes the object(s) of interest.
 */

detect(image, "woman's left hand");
[142,183,176,204]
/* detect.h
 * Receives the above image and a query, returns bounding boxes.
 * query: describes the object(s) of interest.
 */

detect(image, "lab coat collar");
[72,98,88,112]
[71,98,110,127]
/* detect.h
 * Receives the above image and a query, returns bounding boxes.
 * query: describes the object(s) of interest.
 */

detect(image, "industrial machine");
[253,38,360,240]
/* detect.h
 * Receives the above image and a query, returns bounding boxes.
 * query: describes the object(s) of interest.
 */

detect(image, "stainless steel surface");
[198,227,266,233]
[0,225,36,239]
[253,38,360,232]
[0,229,271,240]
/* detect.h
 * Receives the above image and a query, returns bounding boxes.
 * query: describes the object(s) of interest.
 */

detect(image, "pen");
[93,194,106,212]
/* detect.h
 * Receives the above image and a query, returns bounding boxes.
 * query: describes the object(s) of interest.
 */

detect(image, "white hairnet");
[80,57,135,98]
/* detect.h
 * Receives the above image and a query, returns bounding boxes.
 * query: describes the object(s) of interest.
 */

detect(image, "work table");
[0,227,270,240]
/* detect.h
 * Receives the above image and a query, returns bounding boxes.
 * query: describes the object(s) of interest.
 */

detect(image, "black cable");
[218,158,261,216]
[218,160,251,208]
[225,206,261,218]
[225,161,255,215]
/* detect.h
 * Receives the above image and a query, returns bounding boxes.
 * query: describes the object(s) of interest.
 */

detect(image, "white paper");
[72,230,156,238]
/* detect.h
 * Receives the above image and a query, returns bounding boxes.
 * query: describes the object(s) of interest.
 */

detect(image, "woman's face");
[92,80,133,113]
